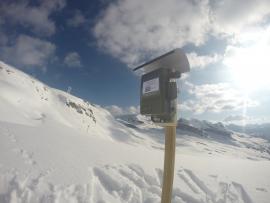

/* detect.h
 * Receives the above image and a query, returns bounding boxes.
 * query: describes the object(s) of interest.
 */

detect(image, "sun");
[223,30,270,93]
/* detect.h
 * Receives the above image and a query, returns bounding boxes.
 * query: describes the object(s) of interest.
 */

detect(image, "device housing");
[134,48,190,125]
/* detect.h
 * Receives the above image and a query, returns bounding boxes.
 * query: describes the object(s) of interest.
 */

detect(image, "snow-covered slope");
[0,61,270,203]
[227,123,270,141]
[0,61,143,144]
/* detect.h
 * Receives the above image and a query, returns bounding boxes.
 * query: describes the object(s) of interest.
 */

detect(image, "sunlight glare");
[224,33,270,93]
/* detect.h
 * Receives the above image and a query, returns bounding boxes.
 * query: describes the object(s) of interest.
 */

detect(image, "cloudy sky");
[0,0,270,124]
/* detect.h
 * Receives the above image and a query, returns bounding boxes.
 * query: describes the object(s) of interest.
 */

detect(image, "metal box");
[134,49,190,125]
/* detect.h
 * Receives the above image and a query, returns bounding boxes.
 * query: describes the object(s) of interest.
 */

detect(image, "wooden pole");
[161,125,176,203]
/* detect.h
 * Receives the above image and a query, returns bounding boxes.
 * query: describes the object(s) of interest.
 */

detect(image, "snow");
[0,61,270,202]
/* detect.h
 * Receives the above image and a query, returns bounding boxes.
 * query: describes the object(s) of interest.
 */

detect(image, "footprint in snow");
[256,187,267,192]
[0,126,17,143]
[13,148,37,166]
[177,169,254,203]
[8,133,17,143]
[209,174,218,178]
[232,182,254,203]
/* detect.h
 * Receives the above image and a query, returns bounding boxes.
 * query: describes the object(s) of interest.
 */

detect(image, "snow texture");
[0,61,270,202]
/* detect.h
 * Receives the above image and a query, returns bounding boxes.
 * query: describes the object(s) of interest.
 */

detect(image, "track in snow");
[0,164,256,203]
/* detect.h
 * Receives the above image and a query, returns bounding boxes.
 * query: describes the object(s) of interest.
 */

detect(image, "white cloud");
[223,115,249,122]
[211,0,270,35]
[180,82,258,114]
[223,114,268,125]
[93,0,211,66]
[105,105,124,116]
[67,10,86,27]
[64,52,82,68]
[105,105,139,116]
[93,0,270,67]
[187,52,222,69]
[0,0,66,36]
[0,35,55,69]
[127,106,140,115]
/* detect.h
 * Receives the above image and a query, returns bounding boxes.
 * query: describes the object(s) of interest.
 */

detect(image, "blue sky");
[0,0,270,124]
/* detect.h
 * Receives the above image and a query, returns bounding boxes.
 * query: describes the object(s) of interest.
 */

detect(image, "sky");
[0,0,270,124]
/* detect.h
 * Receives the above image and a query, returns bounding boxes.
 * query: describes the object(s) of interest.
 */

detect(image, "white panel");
[142,78,159,94]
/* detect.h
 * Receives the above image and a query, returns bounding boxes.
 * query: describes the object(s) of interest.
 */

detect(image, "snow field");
[0,61,270,202]
[1,119,270,203]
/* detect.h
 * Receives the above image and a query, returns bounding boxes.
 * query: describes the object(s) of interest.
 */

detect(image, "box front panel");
[140,68,168,115]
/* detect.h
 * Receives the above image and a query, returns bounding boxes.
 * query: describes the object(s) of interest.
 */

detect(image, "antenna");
[67,86,72,94]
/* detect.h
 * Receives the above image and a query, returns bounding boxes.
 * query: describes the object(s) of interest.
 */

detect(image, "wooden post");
[161,125,176,203]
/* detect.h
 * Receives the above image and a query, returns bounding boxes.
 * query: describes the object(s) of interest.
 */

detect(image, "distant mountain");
[177,118,232,137]
[116,114,232,138]
[115,114,159,129]
[115,113,270,142]
[227,123,270,140]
